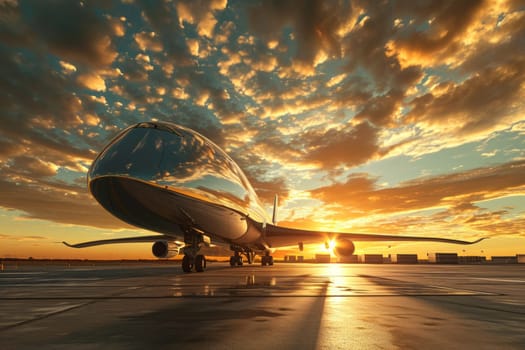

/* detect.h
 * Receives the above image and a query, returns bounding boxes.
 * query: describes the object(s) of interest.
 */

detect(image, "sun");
[321,239,337,256]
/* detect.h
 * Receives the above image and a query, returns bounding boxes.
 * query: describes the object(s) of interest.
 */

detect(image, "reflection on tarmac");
[0,263,524,349]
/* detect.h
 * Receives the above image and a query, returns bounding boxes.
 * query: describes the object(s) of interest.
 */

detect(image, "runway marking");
[0,285,147,332]
[358,274,501,297]
[0,303,88,331]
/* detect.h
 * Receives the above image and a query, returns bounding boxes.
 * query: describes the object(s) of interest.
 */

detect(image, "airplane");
[64,121,485,272]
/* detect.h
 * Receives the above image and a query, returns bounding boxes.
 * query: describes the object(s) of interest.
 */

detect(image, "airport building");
[284,255,297,262]
[338,255,358,263]
[458,256,486,264]
[428,253,458,264]
[287,252,525,264]
[315,254,331,263]
[358,254,384,264]
[390,254,419,264]
[491,256,518,264]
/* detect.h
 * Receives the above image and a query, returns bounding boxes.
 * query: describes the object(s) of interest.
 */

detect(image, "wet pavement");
[1,262,524,349]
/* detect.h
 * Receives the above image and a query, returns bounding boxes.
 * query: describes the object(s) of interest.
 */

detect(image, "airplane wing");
[264,224,485,248]
[63,235,183,248]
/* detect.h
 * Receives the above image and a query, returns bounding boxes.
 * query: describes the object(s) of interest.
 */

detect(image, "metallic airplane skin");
[65,121,484,272]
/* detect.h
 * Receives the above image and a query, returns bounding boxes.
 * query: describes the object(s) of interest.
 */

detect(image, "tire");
[195,254,206,272]
[230,256,236,267]
[182,255,193,273]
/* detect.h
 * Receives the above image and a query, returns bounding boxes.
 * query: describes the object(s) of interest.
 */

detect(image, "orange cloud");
[406,61,524,137]
[134,32,163,52]
[311,160,525,217]
[77,72,106,91]
[23,1,118,68]
[0,179,131,230]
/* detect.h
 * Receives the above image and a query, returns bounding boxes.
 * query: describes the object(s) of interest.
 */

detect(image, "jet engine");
[333,238,355,257]
[152,241,180,259]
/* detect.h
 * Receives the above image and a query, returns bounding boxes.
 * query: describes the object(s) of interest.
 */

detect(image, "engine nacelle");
[152,241,180,259]
[333,238,355,257]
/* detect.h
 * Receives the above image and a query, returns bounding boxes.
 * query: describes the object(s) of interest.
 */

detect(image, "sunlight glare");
[321,239,337,256]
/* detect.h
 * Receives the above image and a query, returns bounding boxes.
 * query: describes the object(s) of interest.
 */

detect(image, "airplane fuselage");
[88,122,271,252]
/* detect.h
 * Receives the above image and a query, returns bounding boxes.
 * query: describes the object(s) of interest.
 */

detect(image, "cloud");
[137,0,192,63]
[77,72,106,91]
[186,38,200,56]
[175,0,227,38]
[248,0,351,66]
[299,122,382,168]
[310,160,525,217]
[11,156,58,178]
[19,0,118,68]
[0,51,99,171]
[0,179,131,230]
[58,60,77,74]
[0,234,48,242]
[406,60,524,137]
[457,2,525,74]
[388,1,485,67]
[134,31,163,52]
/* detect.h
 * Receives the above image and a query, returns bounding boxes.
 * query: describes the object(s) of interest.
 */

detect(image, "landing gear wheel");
[229,254,243,267]
[261,255,274,266]
[182,255,193,273]
[195,254,206,272]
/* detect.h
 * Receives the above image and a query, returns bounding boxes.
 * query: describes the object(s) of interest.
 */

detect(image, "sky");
[1,0,524,260]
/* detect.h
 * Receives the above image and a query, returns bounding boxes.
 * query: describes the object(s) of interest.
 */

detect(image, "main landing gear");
[229,246,274,267]
[229,251,243,267]
[181,229,210,273]
[229,245,255,267]
[261,252,274,266]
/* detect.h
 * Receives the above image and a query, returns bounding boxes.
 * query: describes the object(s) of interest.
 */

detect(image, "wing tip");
[470,237,487,244]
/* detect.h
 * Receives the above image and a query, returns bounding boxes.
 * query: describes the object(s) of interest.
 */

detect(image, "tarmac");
[0,262,524,349]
